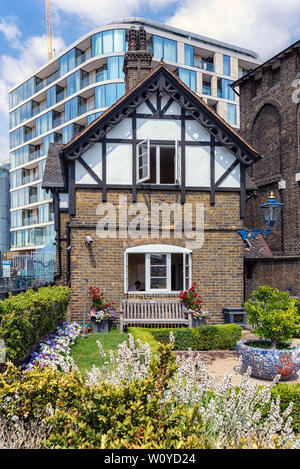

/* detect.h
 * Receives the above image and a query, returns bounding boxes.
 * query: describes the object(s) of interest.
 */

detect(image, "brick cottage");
[42,26,261,324]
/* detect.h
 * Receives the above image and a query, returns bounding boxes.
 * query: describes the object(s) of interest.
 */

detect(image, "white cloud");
[0,17,21,42]
[0,29,65,164]
[51,0,177,26]
[167,0,300,59]
[0,134,9,164]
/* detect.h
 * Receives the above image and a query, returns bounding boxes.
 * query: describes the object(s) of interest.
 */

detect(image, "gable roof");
[61,65,261,165]
[233,39,300,88]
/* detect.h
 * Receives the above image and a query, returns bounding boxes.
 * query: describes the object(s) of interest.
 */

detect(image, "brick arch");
[250,101,282,180]
[248,101,283,254]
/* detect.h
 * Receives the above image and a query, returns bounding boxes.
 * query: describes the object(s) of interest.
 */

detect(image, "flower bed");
[23,322,81,372]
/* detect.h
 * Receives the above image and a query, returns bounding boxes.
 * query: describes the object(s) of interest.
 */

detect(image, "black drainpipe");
[66,222,71,286]
[53,190,62,280]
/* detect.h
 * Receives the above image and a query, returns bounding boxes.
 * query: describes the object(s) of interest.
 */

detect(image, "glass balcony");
[197,60,214,72]
[29,194,38,204]
[47,70,60,86]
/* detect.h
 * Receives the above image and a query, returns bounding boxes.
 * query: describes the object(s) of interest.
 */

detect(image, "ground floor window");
[125,245,192,293]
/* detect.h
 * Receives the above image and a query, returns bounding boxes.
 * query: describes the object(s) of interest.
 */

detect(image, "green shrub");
[0,286,70,362]
[260,384,300,433]
[0,351,208,449]
[150,324,242,351]
[294,300,300,338]
[244,286,300,347]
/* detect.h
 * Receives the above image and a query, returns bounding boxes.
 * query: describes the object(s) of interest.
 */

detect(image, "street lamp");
[238,192,283,240]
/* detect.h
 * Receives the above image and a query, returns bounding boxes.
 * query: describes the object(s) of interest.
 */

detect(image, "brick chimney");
[123,26,153,93]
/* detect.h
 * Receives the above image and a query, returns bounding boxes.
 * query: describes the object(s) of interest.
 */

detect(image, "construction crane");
[46,0,53,60]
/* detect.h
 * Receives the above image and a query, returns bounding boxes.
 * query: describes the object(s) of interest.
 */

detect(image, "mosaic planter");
[236,340,300,381]
[91,318,109,333]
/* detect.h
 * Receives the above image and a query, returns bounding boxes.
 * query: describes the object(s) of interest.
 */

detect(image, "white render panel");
[82,143,103,179]
[185,121,210,142]
[136,102,153,114]
[164,100,182,115]
[186,146,210,187]
[137,118,181,140]
[106,143,132,184]
[107,118,132,139]
[215,146,240,187]
[75,160,97,184]
[219,164,241,188]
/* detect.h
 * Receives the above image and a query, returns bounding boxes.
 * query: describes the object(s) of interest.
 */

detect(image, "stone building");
[233,40,300,299]
[43,27,261,323]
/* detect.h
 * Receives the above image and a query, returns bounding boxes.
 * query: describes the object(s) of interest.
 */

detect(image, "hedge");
[128,327,160,353]
[133,324,242,351]
[0,286,70,362]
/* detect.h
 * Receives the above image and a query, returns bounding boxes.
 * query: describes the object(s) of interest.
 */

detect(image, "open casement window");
[175,139,181,185]
[136,138,150,183]
[125,245,192,293]
[136,141,181,185]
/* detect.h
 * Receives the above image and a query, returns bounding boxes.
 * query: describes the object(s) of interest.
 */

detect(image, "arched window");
[125,244,192,293]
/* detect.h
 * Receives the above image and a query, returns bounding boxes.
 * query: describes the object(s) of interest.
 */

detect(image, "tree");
[244,286,300,348]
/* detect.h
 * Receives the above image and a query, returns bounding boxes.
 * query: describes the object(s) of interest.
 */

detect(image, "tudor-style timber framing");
[44,66,261,221]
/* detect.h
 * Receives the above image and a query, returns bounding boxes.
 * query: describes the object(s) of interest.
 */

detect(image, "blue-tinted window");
[217,79,235,101]
[92,29,126,56]
[223,55,231,76]
[9,101,38,129]
[202,81,211,96]
[36,112,53,136]
[67,70,89,97]
[108,56,124,79]
[153,36,177,62]
[227,104,237,125]
[60,49,76,76]
[10,145,40,168]
[46,85,64,107]
[59,48,85,76]
[87,112,102,125]
[178,68,196,92]
[184,44,194,67]
[9,77,42,109]
[95,82,125,109]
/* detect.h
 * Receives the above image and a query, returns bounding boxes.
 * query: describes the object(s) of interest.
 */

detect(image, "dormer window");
[136,140,181,185]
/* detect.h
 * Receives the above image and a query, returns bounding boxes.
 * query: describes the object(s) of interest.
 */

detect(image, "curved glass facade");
[8,20,258,250]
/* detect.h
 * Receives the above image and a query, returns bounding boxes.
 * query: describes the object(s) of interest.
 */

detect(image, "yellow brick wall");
[60,188,244,324]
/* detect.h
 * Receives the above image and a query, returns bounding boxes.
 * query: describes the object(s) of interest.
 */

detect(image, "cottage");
[42,26,261,325]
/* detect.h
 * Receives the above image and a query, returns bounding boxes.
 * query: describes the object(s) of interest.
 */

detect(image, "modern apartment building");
[8,17,260,252]
[0,163,10,252]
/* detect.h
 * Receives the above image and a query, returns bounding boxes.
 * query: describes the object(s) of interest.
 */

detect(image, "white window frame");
[136,141,181,185]
[175,139,181,185]
[136,138,150,183]
[125,244,192,294]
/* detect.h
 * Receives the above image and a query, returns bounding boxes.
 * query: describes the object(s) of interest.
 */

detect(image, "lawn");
[70,329,128,375]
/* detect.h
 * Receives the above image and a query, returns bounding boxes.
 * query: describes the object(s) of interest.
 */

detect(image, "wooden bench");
[119,299,192,333]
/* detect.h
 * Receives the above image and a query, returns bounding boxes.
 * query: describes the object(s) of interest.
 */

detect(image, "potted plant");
[88,287,116,333]
[180,283,210,327]
[237,286,300,381]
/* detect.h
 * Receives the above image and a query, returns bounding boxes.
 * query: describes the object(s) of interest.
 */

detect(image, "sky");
[0,0,299,164]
